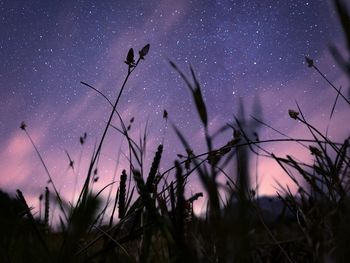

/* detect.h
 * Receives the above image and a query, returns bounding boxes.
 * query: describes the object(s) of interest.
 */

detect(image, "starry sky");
[0,0,349,213]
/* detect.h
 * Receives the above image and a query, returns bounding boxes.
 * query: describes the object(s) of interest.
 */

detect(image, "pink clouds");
[0,131,34,189]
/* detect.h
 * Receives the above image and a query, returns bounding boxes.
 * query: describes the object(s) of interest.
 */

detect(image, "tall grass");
[1,0,350,262]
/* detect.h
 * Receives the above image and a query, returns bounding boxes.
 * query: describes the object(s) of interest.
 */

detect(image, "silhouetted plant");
[6,2,350,261]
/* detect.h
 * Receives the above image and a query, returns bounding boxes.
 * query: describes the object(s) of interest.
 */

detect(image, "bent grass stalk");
[20,122,68,221]
[79,45,149,206]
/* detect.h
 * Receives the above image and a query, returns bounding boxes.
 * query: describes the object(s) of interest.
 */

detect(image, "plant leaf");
[190,66,208,127]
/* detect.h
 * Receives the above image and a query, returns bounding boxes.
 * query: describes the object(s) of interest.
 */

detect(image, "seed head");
[20,121,27,130]
[305,56,314,67]
[125,48,135,67]
[288,109,299,120]
[309,146,322,157]
[163,110,168,119]
[79,132,87,145]
[139,44,150,60]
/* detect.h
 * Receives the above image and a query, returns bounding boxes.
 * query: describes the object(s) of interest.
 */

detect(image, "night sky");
[1,0,349,213]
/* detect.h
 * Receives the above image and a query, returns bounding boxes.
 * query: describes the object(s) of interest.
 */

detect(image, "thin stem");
[82,58,141,203]
[23,129,68,221]
[313,65,350,105]
[158,137,344,182]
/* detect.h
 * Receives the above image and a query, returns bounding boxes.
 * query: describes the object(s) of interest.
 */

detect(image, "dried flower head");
[139,44,150,60]
[305,56,314,67]
[309,146,322,157]
[124,48,135,67]
[79,132,87,145]
[288,109,299,120]
[163,110,168,119]
[20,121,27,130]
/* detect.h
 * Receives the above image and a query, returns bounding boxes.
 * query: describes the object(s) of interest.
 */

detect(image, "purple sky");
[0,0,349,214]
